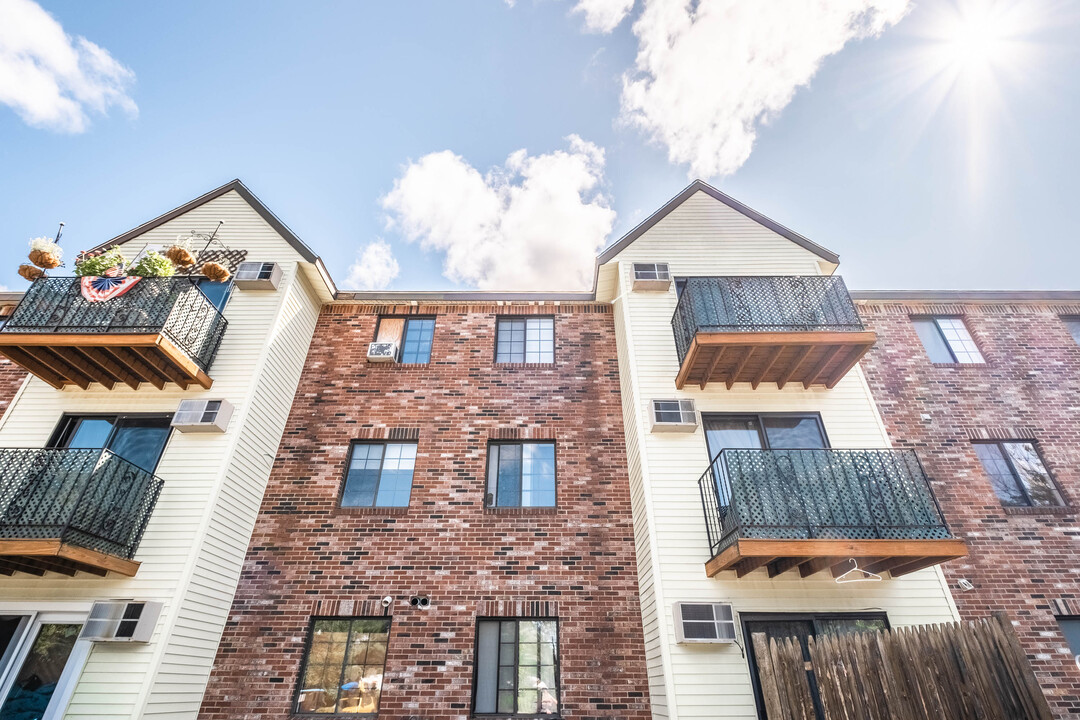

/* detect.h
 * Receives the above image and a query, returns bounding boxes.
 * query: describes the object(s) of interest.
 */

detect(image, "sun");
[928,0,1027,80]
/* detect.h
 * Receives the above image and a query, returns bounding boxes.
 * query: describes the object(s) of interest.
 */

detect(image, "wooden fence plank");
[754,614,1051,720]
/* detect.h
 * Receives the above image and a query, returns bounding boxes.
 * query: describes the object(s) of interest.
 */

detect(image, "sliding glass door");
[0,612,90,720]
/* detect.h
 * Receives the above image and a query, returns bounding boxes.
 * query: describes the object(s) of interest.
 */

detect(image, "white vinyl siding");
[604,190,960,719]
[0,191,323,720]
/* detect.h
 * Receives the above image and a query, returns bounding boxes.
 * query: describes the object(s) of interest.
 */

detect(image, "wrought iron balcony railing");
[0,448,163,562]
[672,276,865,363]
[1,277,227,372]
[698,448,953,560]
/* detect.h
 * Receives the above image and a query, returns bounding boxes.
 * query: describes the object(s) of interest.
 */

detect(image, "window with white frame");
[912,317,984,363]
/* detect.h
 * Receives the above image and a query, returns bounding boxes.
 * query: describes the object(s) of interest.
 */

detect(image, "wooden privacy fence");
[752,612,1053,720]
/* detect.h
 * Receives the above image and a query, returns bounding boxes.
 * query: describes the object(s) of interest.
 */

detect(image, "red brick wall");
[856,300,1080,717]
[0,357,25,418]
[198,302,651,720]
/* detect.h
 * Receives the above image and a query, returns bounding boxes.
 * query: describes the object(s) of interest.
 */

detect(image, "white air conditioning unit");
[80,600,163,643]
[673,602,737,644]
[632,263,672,292]
[650,399,697,433]
[234,261,282,290]
[367,342,398,363]
[171,399,233,433]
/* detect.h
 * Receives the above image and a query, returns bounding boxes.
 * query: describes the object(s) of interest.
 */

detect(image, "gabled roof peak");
[597,178,839,266]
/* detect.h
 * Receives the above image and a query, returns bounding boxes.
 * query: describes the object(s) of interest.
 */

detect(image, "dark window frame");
[291,615,392,717]
[470,616,562,719]
[700,412,830,462]
[494,316,555,364]
[47,412,174,473]
[484,440,558,509]
[339,440,419,509]
[911,315,985,364]
[373,315,437,364]
[972,439,1065,508]
[1061,316,1080,345]
[742,611,890,720]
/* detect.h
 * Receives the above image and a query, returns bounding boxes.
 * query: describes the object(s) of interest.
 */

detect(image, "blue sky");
[1,0,1078,292]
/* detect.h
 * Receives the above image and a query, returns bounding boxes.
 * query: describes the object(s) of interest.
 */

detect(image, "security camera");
[381,596,393,608]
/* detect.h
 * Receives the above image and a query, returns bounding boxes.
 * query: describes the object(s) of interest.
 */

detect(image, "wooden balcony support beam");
[752,345,785,390]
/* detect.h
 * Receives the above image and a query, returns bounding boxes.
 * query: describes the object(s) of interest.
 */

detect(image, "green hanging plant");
[128,250,176,278]
[74,247,128,277]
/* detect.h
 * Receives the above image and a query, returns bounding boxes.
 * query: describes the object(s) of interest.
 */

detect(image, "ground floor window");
[473,618,559,716]
[0,611,90,720]
[295,617,390,715]
[743,612,888,720]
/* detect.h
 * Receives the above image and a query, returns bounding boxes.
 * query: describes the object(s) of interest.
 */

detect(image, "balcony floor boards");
[675,331,877,390]
[0,333,212,390]
[0,539,140,577]
[705,538,968,579]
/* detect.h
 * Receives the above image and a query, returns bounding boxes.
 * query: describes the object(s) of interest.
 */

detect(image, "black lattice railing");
[0,277,227,372]
[0,448,163,559]
[671,276,864,363]
[697,448,953,559]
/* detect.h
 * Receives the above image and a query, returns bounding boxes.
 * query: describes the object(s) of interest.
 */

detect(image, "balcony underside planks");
[0,539,140,577]
[675,331,878,390]
[704,538,968,579]
[0,333,212,390]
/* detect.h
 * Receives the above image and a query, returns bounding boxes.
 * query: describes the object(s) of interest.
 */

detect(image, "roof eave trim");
[336,291,597,302]
[851,290,1080,302]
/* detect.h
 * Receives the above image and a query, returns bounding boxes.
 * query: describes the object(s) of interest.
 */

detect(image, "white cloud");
[0,0,137,132]
[382,135,615,291]
[572,0,635,33]
[621,0,910,177]
[346,240,400,290]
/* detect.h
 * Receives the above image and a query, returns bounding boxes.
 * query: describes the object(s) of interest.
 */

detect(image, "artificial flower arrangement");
[27,237,63,269]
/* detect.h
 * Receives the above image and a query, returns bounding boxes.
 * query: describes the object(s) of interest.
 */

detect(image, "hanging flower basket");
[28,237,63,269]
[164,245,197,267]
[129,250,175,278]
[201,261,231,282]
[18,264,44,281]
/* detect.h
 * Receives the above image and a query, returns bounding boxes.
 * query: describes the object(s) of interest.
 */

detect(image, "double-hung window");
[496,317,554,363]
[49,414,172,472]
[375,317,435,364]
[294,617,390,715]
[973,440,1064,507]
[473,618,560,716]
[486,442,556,508]
[341,442,417,508]
[912,317,984,363]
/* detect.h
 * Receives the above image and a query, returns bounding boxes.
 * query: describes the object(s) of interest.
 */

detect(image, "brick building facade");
[198,300,652,720]
[854,292,1080,717]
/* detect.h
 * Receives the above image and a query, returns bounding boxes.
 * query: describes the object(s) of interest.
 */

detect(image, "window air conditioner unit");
[673,602,737,644]
[632,263,672,292]
[650,399,698,433]
[171,399,233,433]
[367,342,398,363]
[80,600,163,643]
[234,261,282,290]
